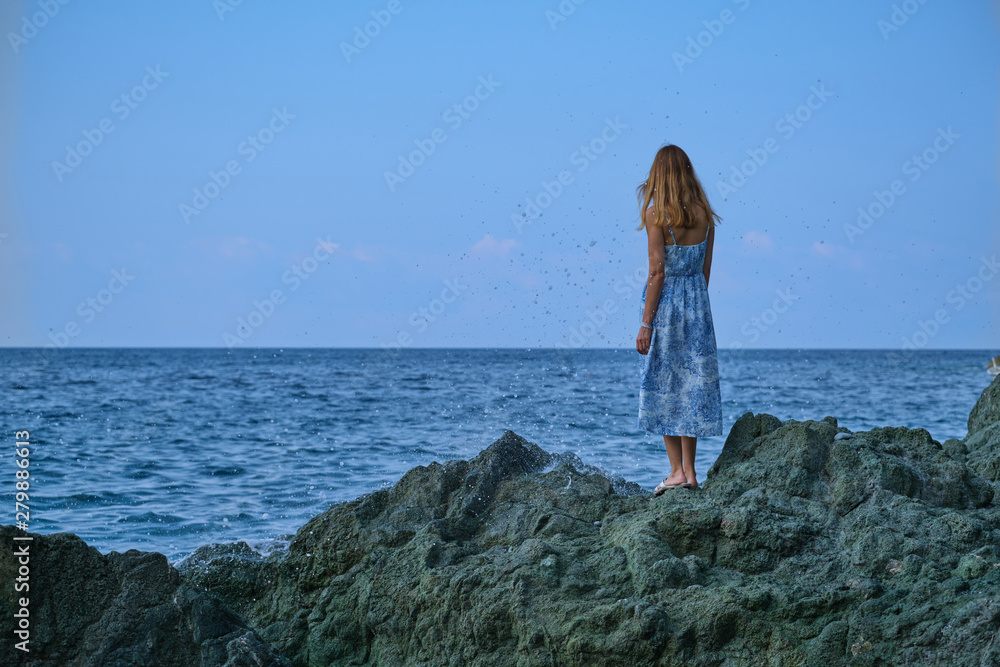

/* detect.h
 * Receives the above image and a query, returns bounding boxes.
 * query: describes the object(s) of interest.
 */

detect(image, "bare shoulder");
[643,206,659,229]
[696,200,714,234]
[645,220,665,243]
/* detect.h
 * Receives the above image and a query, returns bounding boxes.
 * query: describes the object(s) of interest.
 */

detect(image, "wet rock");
[179,414,998,666]
[964,374,1000,485]
[968,372,1000,436]
[8,391,1000,665]
[0,527,289,666]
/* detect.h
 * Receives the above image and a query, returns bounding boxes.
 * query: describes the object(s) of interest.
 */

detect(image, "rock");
[968,372,1000,436]
[965,423,1000,481]
[178,418,999,666]
[943,437,968,463]
[954,545,1000,580]
[963,374,1000,483]
[7,399,1000,665]
[705,414,992,512]
[0,527,289,666]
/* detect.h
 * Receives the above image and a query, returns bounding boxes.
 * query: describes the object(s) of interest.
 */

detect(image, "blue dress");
[638,225,723,437]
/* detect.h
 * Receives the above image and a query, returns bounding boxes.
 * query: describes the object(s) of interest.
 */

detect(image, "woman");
[635,144,723,494]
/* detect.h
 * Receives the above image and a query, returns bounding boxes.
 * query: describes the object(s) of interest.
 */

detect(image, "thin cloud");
[812,240,835,256]
[352,245,382,262]
[470,233,519,257]
[811,240,866,270]
[742,231,774,251]
[189,237,271,261]
[219,237,270,259]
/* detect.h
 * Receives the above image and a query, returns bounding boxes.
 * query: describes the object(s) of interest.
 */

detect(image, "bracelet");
[639,322,653,330]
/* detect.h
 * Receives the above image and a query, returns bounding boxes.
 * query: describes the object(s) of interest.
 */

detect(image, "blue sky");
[1,0,998,350]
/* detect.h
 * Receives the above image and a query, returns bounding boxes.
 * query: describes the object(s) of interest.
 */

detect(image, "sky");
[1,0,998,351]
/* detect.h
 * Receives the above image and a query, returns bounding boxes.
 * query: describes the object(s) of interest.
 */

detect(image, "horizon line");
[0,346,997,352]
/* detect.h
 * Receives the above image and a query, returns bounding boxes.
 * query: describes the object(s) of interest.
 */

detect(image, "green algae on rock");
[179,404,1000,666]
[0,528,290,666]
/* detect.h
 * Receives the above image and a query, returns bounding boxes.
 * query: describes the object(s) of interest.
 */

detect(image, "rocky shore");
[3,374,1000,666]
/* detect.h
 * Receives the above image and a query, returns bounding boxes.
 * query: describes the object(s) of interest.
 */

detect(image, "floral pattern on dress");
[637,234,723,437]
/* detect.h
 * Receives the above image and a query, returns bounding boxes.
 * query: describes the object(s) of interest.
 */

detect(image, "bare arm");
[642,220,666,324]
[703,223,715,287]
[637,210,665,355]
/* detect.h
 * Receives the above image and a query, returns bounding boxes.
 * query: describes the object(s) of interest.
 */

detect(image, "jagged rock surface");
[0,528,290,667]
[969,372,1000,437]
[179,401,1000,666]
[963,373,1000,486]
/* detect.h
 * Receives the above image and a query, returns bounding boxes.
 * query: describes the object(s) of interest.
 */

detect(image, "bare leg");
[681,436,698,488]
[661,435,687,486]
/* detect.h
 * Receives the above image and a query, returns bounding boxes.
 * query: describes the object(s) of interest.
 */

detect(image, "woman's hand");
[636,327,652,355]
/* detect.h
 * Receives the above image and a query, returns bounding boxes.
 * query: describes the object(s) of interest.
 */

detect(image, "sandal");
[654,478,692,496]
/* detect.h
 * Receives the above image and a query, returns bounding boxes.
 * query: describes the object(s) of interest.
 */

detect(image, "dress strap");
[667,225,677,245]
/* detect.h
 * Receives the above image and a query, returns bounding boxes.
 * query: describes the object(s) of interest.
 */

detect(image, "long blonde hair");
[635,144,721,231]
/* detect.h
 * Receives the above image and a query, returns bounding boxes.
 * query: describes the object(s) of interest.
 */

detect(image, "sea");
[2,348,995,563]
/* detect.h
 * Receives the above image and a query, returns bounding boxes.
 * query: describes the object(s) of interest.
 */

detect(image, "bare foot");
[683,470,698,489]
[663,471,687,486]
[654,471,689,495]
